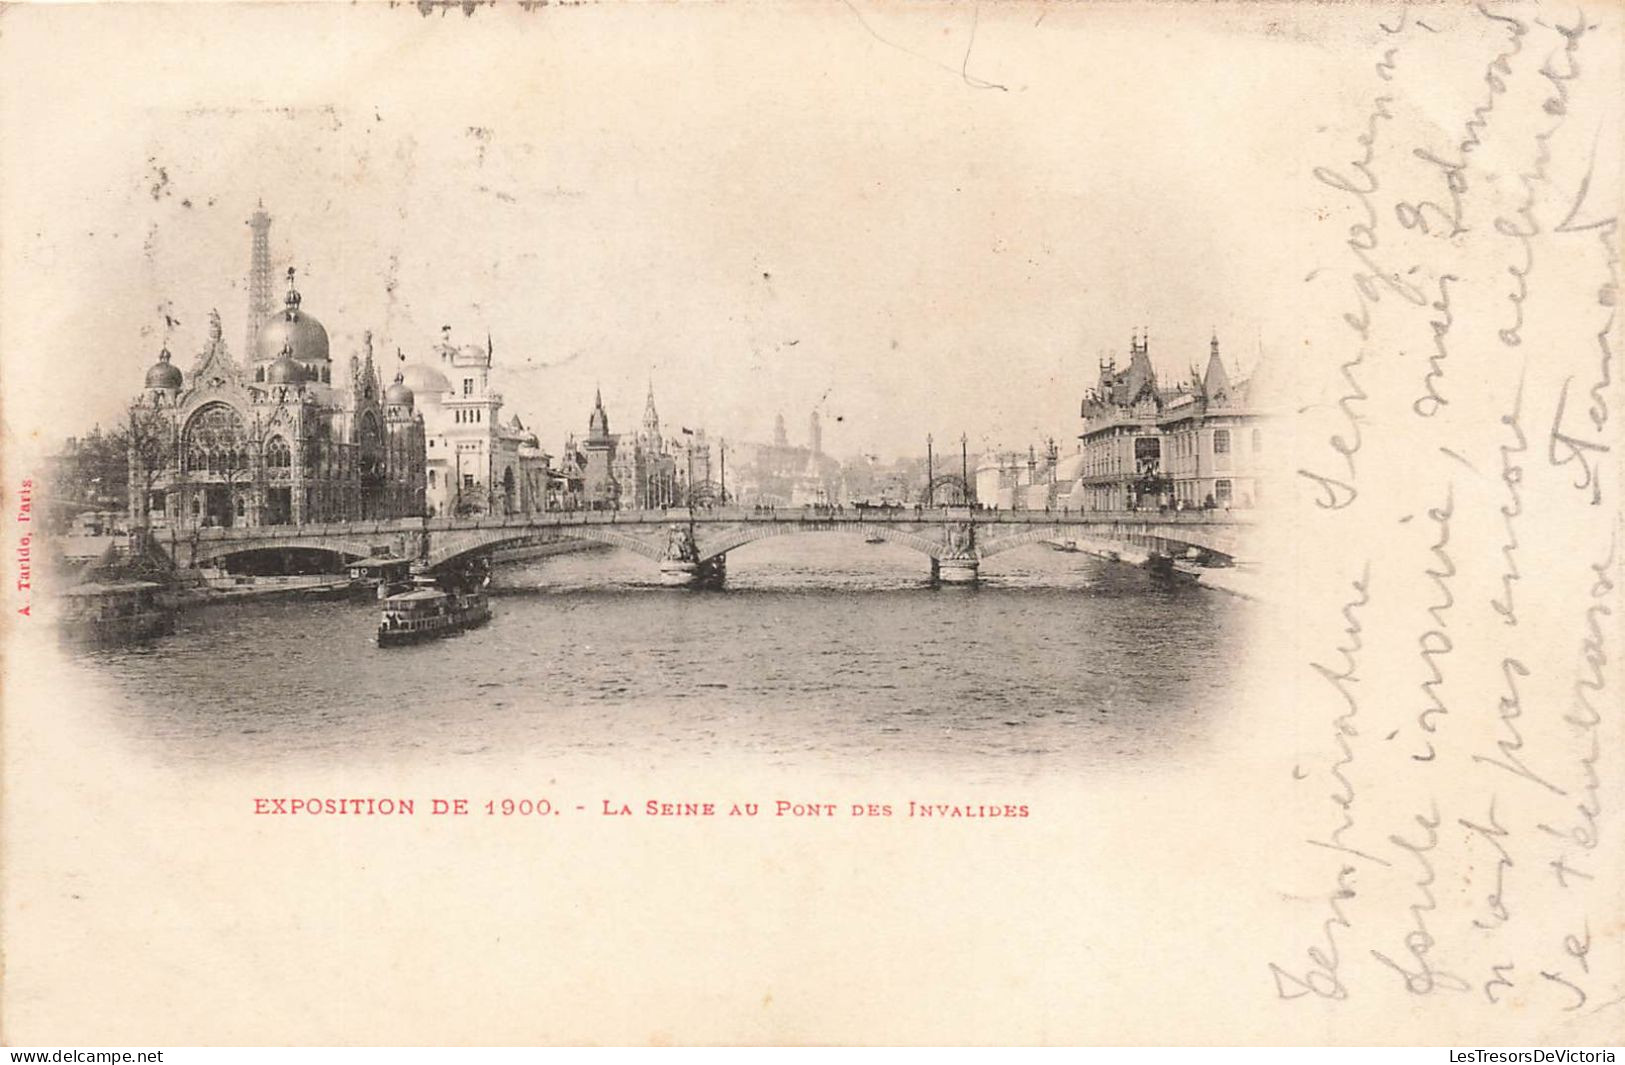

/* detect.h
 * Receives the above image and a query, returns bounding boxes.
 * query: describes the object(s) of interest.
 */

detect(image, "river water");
[72,537,1254,775]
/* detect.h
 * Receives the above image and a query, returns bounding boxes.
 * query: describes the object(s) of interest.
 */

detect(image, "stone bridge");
[165,506,1255,585]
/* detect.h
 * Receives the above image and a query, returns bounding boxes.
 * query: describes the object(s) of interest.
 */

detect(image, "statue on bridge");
[663,523,698,563]
[395,530,428,563]
[941,521,976,561]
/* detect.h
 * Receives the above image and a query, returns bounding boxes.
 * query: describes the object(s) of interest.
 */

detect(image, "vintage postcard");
[1,0,1620,1047]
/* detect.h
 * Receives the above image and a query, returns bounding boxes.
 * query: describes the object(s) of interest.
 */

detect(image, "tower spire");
[1202,328,1232,400]
[245,202,273,356]
[642,378,661,443]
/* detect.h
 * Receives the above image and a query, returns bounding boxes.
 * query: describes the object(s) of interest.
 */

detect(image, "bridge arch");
[694,521,943,563]
[187,536,381,567]
[424,525,669,570]
[975,525,1084,559]
[976,521,1240,562]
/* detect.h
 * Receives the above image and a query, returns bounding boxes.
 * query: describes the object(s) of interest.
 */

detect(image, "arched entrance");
[919,474,971,506]
[182,402,250,528]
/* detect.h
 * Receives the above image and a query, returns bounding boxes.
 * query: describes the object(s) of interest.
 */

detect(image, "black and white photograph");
[1,0,1620,1048]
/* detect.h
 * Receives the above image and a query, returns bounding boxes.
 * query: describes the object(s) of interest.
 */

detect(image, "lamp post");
[960,433,969,507]
[719,438,727,506]
[680,428,696,513]
[926,433,934,507]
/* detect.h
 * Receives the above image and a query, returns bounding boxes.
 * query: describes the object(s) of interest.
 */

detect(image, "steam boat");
[376,575,491,647]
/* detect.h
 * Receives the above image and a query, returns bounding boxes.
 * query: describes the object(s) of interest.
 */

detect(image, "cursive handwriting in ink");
[1460,5,1529,159]
[1492,376,1527,625]
[1270,866,1358,1001]
[1273,566,1378,1002]
[1305,564,1386,864]
[1412,273,1460,417]
[1549,377,1610,505]
[1537,535,1615,858]
[1540,968,1588,1011]
[1414,484,1455,759]
[1371,803,1470,994]
[1554,131,1619,436]
[1492,10,1587,348]
[1473,657,1567,796]
[1460,799,1513,930]
[1484,962,1518,1004]
[1302,92,1412,509]
[1399,147,1469,241]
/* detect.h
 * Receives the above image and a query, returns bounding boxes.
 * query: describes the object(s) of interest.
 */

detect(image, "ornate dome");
[266,346,305,385]
[384,372,415,407]
[145,348,184,390]
[254,272,330,366]
[399,362,450,401]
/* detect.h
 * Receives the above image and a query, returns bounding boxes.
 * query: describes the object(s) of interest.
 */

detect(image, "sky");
[0,1,1355,460]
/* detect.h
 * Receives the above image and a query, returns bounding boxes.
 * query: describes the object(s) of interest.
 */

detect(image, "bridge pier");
[935,520,979,584]
[658,559,699,586]
[658,522,705,587]
[658,555,726,588]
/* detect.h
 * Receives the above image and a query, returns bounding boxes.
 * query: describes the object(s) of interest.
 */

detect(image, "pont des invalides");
[625,800,1031,818]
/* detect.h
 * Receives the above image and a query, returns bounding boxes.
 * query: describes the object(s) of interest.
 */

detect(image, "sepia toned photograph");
[1,0,1620,1048]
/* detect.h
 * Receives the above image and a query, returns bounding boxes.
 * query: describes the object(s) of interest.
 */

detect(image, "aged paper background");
[2,0,1621,1046]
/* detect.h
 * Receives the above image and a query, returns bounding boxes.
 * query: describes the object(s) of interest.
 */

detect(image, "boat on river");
[376,576,490,647]
[348,556,414,600]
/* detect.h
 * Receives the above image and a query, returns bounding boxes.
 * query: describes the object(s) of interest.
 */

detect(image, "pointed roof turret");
[588,386,610,439]
[1122,326,1157,401]
[1202,331,1232,401]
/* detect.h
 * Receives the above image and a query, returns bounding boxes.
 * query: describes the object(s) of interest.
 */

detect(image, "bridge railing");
[186,517,426,541]
[182,505,1255,540]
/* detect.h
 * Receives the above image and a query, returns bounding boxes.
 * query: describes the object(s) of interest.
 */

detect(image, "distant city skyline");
[3,3,1327,462]
[53,211,1271,465]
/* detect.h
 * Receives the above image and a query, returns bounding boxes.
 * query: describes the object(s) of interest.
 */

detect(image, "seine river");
[74,537,1254,774]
